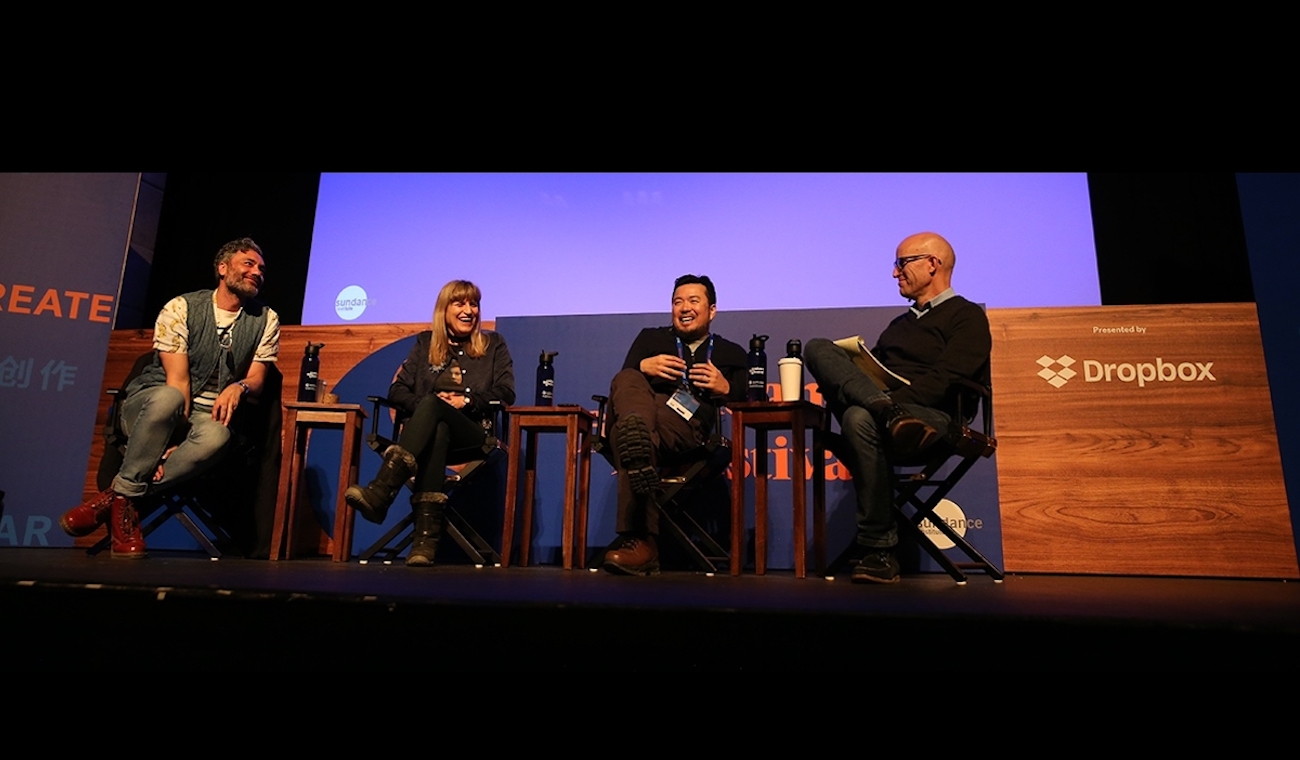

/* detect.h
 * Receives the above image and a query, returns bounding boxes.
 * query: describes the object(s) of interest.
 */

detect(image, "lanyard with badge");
[666,335,712,421]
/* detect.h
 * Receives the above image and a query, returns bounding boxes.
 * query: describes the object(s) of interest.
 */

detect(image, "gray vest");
[125,289,270,402]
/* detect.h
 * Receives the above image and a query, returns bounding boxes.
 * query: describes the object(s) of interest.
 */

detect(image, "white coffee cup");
[778,357,803,402]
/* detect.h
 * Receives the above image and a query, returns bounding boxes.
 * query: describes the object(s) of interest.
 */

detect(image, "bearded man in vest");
[60,237,280,558]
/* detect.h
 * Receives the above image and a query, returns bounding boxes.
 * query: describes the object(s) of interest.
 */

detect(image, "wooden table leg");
[332,415,360,562]
[813,425,826,576]
[792,416,807,579]
[501,415,523,567]
[731,409,746,576]
[561,415,578,570]
[576,427,592,570]
[754,427,769,576]
[521,430,538,567]
[271,407,301,561]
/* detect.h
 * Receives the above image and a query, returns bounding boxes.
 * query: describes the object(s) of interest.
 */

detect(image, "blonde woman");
[346,280,515,566]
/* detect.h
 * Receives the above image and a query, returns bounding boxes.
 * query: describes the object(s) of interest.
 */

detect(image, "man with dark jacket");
[602,274,748,576]
[805,232,991,584]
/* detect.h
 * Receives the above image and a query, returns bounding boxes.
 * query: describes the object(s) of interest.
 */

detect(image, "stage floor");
[5,548,1299,672]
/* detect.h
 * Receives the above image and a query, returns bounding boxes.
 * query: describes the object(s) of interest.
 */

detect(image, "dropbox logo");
[1037,354,1217,389]
[335,285,368,321]
[1036,355,1077,388]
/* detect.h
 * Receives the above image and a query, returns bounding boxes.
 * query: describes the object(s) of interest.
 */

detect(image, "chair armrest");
[951,379,993,438]
[486,400,508,445]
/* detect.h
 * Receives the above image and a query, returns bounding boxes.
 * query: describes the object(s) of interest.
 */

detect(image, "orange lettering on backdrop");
[772,435,790,480]
[0,283,5,310]
[730,448,853,481]
[90,294,114,323]
[33,289,62,317]
[8,284,34,313]
[824,450,852,481]
[65,291,89,319]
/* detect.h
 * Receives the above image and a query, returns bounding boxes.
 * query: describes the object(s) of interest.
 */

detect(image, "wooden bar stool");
[272,401,367,561]
[501,405,594,569]
[729,400,828,578]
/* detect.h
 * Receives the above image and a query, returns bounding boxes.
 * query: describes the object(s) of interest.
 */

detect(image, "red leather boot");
[60,487,115,537]
[110,495,147,559]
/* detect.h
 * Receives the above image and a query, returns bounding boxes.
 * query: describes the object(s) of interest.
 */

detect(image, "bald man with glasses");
[804,232,991,584]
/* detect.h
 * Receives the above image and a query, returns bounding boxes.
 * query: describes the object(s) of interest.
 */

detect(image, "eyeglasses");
[893,254,931,272]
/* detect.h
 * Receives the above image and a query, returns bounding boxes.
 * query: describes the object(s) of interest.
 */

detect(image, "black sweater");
[874,296,991,415]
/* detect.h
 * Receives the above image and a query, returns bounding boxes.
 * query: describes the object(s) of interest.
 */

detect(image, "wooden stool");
[501,405,595,569]
[729,400,828,578]
[272,401,367,561]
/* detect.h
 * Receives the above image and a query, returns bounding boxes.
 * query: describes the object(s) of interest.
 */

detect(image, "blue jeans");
[111,385,231,497]
[804,339,950,548]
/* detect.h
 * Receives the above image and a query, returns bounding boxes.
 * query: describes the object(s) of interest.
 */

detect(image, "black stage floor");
[4,548,1298,672]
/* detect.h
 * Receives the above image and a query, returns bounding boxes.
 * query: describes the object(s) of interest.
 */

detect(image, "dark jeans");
[399,395,487,493]
[608,368,702,536]
[804,339,950,548]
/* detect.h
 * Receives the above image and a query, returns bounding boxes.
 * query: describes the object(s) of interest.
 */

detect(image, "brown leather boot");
[602,534,659,576]
[61,487,115,537]
[110,495,146,560]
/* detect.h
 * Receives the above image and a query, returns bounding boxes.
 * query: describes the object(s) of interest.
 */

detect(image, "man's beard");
[226,273,259,299]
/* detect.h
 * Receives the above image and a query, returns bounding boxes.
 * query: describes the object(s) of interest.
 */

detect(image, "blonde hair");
[429,280,487,367]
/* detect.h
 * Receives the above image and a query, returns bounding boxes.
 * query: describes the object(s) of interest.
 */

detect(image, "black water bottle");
[748,334,770,401]
[298,342,324,402]
[535,350,558,405]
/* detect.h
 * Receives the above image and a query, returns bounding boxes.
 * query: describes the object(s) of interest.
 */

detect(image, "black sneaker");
[852,548,900,584]
[616,413,658,495]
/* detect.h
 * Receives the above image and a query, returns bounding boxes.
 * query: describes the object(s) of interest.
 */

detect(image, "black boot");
[869,400,940,457]
[406,491,447,567]
[346,445,417,524]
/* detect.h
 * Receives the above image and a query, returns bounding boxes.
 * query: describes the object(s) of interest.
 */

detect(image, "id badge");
[667,388,700,421]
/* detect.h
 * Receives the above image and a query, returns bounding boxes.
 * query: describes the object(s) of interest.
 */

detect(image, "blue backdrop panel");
[0,173,137,547]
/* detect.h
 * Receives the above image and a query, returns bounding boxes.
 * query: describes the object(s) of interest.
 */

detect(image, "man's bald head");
[893,232,955,305]
[898,232,955,271]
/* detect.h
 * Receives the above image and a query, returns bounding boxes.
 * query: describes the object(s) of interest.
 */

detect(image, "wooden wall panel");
[989,304,1296,578]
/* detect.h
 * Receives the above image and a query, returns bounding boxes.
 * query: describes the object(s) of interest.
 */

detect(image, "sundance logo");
[918,499,983,550]
[1037,355,1216,388]
[335,285,369,321]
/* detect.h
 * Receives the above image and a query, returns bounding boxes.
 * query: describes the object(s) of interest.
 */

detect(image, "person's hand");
[437,391,469,410]
[212,384,244,426]
[640,354,687,382]
[153,445,180,482]
[688,361,730,396]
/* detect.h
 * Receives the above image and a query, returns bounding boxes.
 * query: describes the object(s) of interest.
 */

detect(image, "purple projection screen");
[302,173,1099,324]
